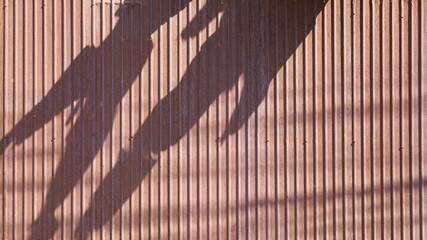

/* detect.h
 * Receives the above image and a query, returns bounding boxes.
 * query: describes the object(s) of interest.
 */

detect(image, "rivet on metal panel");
[266,139,269,143]
[51,138,55,143]
[351,141,355,146]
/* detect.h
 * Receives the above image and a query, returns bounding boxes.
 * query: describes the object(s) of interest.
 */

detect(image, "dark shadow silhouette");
[77,0,328,239]
[0,1,190,239]
[0,0,327,239]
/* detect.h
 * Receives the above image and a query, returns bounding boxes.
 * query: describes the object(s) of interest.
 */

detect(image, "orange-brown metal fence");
[1,0,426,239]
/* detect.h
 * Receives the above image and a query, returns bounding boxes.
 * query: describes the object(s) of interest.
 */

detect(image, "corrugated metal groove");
[0,0,426,239]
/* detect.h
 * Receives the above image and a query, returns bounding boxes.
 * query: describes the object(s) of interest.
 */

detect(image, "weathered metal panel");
[1,0,426,239]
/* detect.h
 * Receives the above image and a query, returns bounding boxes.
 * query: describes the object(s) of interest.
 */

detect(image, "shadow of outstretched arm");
[220,0,329,142]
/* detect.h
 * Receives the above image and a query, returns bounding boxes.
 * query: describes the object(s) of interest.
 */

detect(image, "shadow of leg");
[74,147,155,240]
[29,100,104,240]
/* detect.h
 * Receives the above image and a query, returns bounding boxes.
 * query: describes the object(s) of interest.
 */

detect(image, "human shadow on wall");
[77,0,328,239]
[0,0,327,239]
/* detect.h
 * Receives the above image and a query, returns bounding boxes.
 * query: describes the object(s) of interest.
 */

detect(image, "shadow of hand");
[181,0,228,40]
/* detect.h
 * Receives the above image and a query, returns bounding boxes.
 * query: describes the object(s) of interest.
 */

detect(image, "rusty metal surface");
[1,0,426,239]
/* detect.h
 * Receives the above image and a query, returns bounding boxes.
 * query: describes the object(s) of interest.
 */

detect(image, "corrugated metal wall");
[1,0,426,239]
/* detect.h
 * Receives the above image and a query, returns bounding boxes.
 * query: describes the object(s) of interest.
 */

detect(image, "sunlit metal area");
[1,0,426,239]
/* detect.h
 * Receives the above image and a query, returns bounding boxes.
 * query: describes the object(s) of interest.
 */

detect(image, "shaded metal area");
[1,0,426,239]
